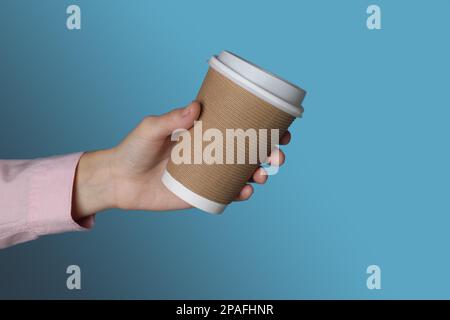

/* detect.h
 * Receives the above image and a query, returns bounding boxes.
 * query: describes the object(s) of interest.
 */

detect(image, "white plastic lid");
[208,51,306,117]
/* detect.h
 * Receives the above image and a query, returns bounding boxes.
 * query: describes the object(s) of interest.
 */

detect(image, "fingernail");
[182,105,191,117]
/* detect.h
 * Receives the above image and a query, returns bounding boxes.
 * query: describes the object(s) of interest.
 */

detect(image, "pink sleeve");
[0,152,94,249]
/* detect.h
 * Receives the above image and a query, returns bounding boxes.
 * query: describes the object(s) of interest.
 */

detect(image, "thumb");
[141,101,201,140]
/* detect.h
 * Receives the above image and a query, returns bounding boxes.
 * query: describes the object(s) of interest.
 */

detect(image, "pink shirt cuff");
[0,152,94,249]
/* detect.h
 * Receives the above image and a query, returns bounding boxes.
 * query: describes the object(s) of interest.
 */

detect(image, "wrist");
[72,149,117,220]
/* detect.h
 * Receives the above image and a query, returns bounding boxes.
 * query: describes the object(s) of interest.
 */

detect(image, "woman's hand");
[71,102,291,220]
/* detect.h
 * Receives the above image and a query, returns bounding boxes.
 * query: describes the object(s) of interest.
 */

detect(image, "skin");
[71,102,291,222]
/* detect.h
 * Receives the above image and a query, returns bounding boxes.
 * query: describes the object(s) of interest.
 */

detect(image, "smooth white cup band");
[161,170,226,214]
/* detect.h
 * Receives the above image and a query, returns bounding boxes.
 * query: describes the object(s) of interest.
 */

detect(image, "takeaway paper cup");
[162,51,306,214]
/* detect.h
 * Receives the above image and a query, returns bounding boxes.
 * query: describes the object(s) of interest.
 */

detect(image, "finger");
[140,101,201,139]
[250,167,268,184]
[279,130,291,145]
[268,148,285,166]
[234,184,254,201]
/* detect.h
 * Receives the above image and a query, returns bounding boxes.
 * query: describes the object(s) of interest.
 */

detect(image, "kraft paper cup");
[162,51,306,214]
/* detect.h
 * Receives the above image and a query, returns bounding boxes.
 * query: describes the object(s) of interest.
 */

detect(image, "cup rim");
[208,51,305,118]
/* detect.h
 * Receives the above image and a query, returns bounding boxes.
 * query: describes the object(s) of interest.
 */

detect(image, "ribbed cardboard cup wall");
[166,67,295,207]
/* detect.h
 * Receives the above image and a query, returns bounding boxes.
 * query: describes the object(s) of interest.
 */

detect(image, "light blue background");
[0,0,449,299]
